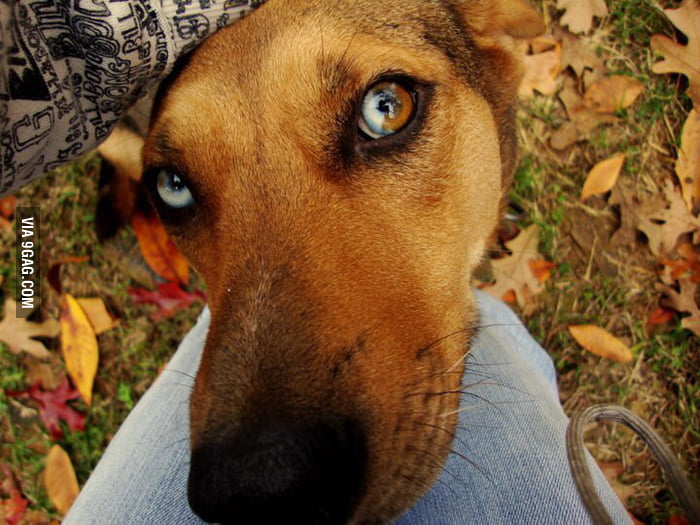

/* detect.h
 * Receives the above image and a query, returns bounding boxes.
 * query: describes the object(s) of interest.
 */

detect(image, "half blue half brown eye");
[358,81,415,139]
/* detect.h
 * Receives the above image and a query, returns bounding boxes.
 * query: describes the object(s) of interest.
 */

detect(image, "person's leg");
[65,292,630,524]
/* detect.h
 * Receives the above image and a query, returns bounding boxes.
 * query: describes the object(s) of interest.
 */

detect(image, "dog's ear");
[456,0,545,41]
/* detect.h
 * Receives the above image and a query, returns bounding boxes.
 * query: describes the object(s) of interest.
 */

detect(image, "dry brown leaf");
[637,181,700,256]
[75,297,118,335]
[676,109,700,212]
[0,299,60,358]
[557,0,608,34]
[651,0,700,108]
[559,30,606,81]
[44,445,79,516]
[555,77,617,147]
[60,294,99,405]
[484,225,545,310]
[581,154,625,200]
[519,46,561,98]
[583,75,644,114]
[658,278,700,336]
[568,324,633,362]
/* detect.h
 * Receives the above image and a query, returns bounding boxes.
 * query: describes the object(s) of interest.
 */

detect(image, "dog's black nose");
[188,420,366,524]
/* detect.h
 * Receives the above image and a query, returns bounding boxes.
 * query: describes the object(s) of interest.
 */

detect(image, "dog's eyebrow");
[317,56,357,95]
[150,126,180,160]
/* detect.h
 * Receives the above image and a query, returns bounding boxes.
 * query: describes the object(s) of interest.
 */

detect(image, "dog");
[99,0,544,522]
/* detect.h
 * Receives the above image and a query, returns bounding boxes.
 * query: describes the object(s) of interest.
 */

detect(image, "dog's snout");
[188,420,366,524]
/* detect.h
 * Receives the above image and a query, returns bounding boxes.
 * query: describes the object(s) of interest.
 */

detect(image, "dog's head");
[137,0,542,522]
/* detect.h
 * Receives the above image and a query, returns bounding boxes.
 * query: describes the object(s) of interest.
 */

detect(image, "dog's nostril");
[188,419,366,524]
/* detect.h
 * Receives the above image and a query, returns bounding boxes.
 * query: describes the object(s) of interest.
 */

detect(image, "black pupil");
[170,173,184,191]
[377,92,395,115]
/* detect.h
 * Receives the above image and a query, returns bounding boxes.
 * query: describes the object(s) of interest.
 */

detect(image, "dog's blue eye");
[359,81,415,139]
[156,170,194,209]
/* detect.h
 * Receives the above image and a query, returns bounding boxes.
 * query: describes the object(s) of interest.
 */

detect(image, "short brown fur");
[109,1,543,522]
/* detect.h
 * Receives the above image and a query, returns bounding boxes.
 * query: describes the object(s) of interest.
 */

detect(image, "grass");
[1,0,698,523]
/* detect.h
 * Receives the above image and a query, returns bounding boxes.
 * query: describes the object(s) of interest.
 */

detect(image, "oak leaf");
[658,278,700,336]
[0,299,60,359]
[519,46,561,98]
[651,0,700,108]
[636,181,700,256]
[581,154,625,200]
[568,324,633,362]
[60,294,99,405]
[483,225,545,309]
[557,0,608,34]
[676,109,700,213]
[660,243,700,283]
[44,445,79,516]
[132,209,189,285]
[6,377,86,440]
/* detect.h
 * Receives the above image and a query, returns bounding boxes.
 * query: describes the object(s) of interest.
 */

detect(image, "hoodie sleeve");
[0,0,263,195]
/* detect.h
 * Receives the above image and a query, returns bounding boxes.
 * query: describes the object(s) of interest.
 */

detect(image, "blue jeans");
[65,291,630,523]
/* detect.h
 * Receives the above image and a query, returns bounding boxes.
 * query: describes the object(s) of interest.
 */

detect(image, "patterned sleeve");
[0,0,263,195]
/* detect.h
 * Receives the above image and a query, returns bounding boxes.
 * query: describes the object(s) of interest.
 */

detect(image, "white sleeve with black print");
[0,0,263,195]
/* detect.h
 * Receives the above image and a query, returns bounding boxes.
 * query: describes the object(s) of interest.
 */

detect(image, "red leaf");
[6,378,86,440]
[0,196,16,219]
[647,307,675,326]
[1,465,28,525]
[128,282,205,321]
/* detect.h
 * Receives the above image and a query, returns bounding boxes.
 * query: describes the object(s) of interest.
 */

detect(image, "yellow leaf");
[60,294,99,405]
[568,324,633,362]
[584,75,644,114]
[75,297,118,335]
[581,154,625,200]
[676,109,700,212]
[44,445,79,516]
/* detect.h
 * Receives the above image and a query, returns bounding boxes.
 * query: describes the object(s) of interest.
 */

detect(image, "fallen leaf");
[128,282,206,321]
[583,75,644,114]
[660,243,700,283]
[559,30,606,81]
[667,515,692,525]
[651,0,700,108]
[0,465,28,525]
[598,461,636,504]
[483,225,545,310]
[647,307,676,327]
[60,294,99,405]
[75,297,118,334]
[0,299,60,358]
[6,378,86,440]
[44,445,79,516]
[676,109,700,213]
[46,256,90,295]
[132,209,189,285]
[557,0,608,34]
[555,77,617,146]
[519,46,561,98]
[25,357,63,391]
[581,154,626,200]
[637,181,700,256]
[529,260,557,283]
[658,278,700,336]
[0,195,16,219]
[568,324,634,362]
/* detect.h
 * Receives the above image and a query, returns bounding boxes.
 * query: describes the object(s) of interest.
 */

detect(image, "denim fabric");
[65,291,630,524]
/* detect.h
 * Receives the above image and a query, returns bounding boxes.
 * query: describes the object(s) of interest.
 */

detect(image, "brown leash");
[566,404,700,524]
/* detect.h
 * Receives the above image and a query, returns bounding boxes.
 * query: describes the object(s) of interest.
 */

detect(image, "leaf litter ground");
[1,0,699,523]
